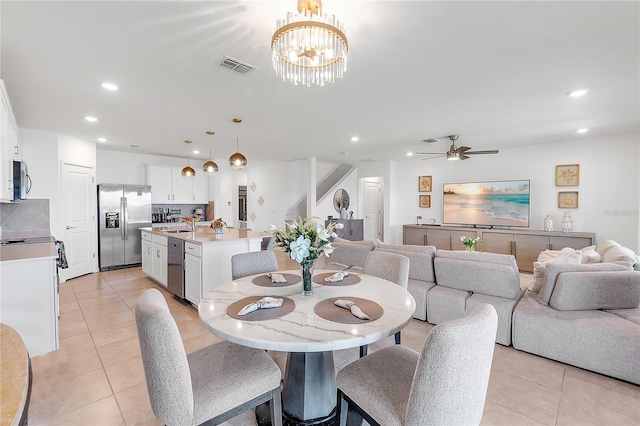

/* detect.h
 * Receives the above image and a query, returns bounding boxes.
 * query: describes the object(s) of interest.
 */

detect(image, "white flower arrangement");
[460,236,480,251]
[269,217,344,263]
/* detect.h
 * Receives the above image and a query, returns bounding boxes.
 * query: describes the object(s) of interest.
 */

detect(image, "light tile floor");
[28,252,640,425]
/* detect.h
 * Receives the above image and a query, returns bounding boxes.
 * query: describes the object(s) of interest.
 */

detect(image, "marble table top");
[198,269,416,352]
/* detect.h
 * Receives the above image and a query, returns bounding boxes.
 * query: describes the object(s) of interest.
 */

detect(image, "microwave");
[12,160,31,200]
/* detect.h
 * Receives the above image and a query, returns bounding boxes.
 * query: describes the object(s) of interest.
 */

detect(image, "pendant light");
[229,138,247,169]
[203,131,218,175]
[229,118,247,169]
[181,140,196,177]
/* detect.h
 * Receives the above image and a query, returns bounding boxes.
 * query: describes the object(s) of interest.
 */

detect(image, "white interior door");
[363,179,382,241]
[61,162,96,280]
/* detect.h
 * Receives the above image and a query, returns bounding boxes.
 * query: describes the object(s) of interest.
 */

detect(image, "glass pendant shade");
[181,165,195,177]
[229,153,247,169]
[203,160,218,175]
[229,138,247,169]
[203,148,218,175]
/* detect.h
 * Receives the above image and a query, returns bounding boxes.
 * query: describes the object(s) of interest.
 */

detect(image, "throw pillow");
[532,250,582,293]
[601,245,638,267]
[579,245,602,264]
[595,240,621,257]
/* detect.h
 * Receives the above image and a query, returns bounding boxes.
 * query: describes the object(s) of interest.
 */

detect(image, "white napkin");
[334,299,369,320]
[267,273,287,283]
[325,272,349,282]
[238,297,284,316]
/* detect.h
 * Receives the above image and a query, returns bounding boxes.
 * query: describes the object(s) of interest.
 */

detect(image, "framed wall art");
[418,175,432,192]
[556,164,580,186]
[419,195,431,208]
[558,191,579,208]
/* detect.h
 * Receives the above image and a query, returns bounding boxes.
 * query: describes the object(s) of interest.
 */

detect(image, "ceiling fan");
[416,135,499,161]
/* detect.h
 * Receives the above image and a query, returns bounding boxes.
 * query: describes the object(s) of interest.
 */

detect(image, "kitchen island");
[141,226,267,305]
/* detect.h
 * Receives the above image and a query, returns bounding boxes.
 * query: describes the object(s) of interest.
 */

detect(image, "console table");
[326,219,364,241]
[403,225,596,272]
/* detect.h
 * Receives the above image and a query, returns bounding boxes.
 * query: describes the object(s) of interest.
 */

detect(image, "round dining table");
[198,269,416,425]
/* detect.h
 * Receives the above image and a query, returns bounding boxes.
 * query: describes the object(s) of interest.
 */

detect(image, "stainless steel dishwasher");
[167,237,185,298]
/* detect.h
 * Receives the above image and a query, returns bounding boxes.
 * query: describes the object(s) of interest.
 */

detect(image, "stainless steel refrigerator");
[98,184,152,271]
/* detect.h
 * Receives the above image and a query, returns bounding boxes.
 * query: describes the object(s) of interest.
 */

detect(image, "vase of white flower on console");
[460,236,480,252]
[269,217,343,295]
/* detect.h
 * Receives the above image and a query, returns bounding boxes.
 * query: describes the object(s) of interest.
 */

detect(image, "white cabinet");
[0,80,19,202]
[1,256,58,357]
[184,240,202,304]
[141,230,153,276]
[150,234,168,286]
[147,165,208,204]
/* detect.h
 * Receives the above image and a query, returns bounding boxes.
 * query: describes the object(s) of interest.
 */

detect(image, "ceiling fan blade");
[465,150,499,155]
[415,152,446,155]
[455,146,472,154]
[459,154,470,160]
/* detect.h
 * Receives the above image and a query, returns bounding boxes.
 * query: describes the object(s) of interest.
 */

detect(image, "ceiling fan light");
[447,151,460,161]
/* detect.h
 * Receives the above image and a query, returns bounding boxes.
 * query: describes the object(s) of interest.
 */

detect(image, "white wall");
[20,128,97,242]
[384,132,639,250]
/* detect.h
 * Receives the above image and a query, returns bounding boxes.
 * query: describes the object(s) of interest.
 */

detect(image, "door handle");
[66,226,75,230]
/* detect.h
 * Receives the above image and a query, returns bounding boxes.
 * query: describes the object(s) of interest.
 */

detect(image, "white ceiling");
[2,1,638,165]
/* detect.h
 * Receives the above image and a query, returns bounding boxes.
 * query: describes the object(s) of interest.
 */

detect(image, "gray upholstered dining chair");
[361,250,410,356]
[135,289,283,426]
[231,250,279,280]
[337,303,498,426]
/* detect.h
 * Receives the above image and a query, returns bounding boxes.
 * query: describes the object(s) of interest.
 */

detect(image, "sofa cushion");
[326,241,373,268]
[532,250,582,293]
[333,237,377,249]
[536,263,632,305]
[375,240,436,255]
[512,292,640,385]
[375,247,435,282]
[601,245,638,267]
[548,271,640,310]
[433,253,521,299]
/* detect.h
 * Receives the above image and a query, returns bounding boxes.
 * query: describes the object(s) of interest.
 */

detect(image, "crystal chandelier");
[271,0,348,87]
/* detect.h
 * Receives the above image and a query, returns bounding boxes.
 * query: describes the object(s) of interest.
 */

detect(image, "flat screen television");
[443,179,530,228]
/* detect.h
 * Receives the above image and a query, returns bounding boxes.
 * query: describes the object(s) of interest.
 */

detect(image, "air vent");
[220,56,256,74]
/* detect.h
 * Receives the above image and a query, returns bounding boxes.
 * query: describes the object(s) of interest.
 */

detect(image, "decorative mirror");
[333,189,350,213]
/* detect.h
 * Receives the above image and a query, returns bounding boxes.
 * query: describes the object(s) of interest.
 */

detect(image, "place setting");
[313,271,362,286]
[252,272,301,287]
[227,295,295,321]
[314,297,383,324]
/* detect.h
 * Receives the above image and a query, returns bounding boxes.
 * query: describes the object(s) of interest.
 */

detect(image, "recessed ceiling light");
[350,136,359,142]
[97,137,107,142]
[342,151,349,155]
[567,89,588,97]
[576,128,589,134]
[101,82,119,91]
[84,116,98,122]
[193,150,200,154]
[406,152,414,157]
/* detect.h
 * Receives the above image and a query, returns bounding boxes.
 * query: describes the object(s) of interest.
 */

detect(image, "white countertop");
[198,269,416,352]
[142,226,267,245]
[0,242,57,262]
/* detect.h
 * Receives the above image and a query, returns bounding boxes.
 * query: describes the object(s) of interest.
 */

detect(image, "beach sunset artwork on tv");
[443,180,530,227]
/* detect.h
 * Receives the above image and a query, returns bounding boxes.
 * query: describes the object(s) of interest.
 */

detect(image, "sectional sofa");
[316,237,640,384]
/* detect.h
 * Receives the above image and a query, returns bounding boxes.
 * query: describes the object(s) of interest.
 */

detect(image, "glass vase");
[544,215,554,232]
[561,212,573,233]
[300,259,315,296]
